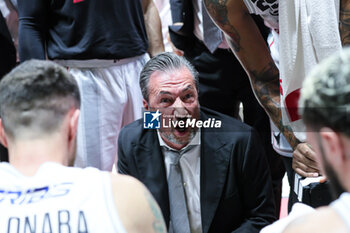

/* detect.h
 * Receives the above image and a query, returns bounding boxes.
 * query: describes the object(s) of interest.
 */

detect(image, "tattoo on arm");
[145,191,167,233]
[340,0,350,46]
[205,0,300,148]
[249,61,300,149]
[204,0,241,52]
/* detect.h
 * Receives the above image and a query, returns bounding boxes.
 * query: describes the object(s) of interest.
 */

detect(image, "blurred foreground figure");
[0,60,166,233]
[263,49,350,233]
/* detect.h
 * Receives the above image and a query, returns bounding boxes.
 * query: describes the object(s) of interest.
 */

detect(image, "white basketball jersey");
[0,162,127,233]
[243,0,279,30]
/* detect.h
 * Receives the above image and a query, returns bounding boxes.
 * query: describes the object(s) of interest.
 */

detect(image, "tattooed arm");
[111,174,167,233]
[340,0,350,46]
[204,0,319,177]
[204,0,294,146]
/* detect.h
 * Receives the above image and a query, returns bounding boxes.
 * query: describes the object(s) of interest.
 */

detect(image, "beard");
[317,133,346,200]
[322,157,346,200]
[160,126,197,147]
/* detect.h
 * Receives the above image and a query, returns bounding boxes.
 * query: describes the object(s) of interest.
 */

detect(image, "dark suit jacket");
[118,108,276,233]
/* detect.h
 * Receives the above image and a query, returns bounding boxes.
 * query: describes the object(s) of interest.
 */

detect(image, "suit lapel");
[134,131,171,228]
[200,123,230,233]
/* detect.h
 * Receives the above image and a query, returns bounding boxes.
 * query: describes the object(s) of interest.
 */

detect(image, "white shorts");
[56,53,149,171]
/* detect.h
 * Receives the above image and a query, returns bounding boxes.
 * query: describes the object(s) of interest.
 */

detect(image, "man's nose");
[173,98,187,117]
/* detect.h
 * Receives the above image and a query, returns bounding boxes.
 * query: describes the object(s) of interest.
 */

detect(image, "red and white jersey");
[0,162,126,233]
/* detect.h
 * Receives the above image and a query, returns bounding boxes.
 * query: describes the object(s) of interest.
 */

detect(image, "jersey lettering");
[77,211,88,233]
[43,213,53,233]
[4,210,89,233]
[24,216,36,233]
[0,183,73,205]
[250,0,279,16]
[58,210,70,233]
[7,217,20,233]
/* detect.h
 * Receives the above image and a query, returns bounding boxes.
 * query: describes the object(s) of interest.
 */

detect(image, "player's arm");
[203,0,319,177]
[111,174,167,233]
[340,0,350,46]
[17,0,47,61]
[142,0,165,57]
[203,0,293,147]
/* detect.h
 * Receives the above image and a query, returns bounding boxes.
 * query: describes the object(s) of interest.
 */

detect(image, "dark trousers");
[185,40,285,218]
[282,156,299,212]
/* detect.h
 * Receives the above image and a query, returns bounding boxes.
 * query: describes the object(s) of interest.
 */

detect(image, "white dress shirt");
[157,129,202,233]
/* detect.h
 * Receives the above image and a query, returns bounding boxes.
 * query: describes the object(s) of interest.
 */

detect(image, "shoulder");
[110,173,167,233]
[200,107,256,144]
[119,119,151,146]
[283,207,348,233]
[201,107,253,132]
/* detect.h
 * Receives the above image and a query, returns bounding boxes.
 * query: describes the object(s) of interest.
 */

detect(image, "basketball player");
[0,60,167,233]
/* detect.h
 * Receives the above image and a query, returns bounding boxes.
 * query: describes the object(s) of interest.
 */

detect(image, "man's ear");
[68,109,80,144]
[320,128,344,164]
[143,99,149,110]
[0,119,8,148]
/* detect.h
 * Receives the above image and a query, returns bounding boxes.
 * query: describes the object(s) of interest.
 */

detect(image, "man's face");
[145,67,200,150]
[306,130,346,199]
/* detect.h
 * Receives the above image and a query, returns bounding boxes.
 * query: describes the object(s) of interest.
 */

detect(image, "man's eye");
[160,98,170,103]
[184,93,193,99]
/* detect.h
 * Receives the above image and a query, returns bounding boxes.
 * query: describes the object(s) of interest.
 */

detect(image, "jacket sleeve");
[117,128,131,175]
[233,129,277,233]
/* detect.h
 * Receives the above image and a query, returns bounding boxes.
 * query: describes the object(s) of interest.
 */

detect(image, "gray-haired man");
[118,52,276,233]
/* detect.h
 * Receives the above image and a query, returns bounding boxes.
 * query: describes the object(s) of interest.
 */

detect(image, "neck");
[7,134,70,176]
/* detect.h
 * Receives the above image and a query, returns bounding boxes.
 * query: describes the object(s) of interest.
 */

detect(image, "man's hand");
[292,143,320,177]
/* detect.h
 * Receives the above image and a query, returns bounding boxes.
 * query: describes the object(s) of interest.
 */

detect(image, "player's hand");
[292,143,320,177]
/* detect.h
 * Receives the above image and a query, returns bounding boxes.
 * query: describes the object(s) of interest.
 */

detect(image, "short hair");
[0,59,80,140]
[139,52,199,102]
[299,48,350,136]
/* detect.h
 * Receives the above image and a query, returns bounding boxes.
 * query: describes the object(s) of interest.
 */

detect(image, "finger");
[294,167,319,178]
[295,161,319,174]
[293,160,319,177]
[293,150,319,170]
[296,143,316,160]
[303,149,317,163]
[297,144,317,162]
[319,176,328,183]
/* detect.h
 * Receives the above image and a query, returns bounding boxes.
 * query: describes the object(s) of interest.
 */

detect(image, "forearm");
[18,19,46,61]
[204,0,299,149]
[143,0,164,57]
[340,0,350,46]
[18,0,46,61]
